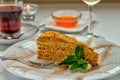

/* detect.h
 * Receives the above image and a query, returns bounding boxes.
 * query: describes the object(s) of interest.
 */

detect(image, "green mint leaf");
[75,44,83,58]
[73,56,79,61]
[78,59,87,64]
[80,63,88,70]
[70,62,79,71]
[70,59,88,72]
[58,55,77,65]
[78,59,88,70]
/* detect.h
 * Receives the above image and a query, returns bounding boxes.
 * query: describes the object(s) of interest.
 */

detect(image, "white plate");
[0,22,39,44]
[44,12,96,33]
[1,34,120,80]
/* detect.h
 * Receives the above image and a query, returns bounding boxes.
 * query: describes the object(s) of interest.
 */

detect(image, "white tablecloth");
[0,3,120,80]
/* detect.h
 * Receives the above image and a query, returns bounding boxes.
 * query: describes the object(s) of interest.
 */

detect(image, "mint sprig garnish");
[58,44,89,72]
[75,44,83,59]
[58,55,78,65]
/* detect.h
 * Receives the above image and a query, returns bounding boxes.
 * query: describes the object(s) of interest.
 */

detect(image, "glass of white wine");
[82,0,101,38]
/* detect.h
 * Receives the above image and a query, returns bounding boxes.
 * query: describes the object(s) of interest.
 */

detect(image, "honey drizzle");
[93,44,114,63]
[86,37,93,46]
[11,66,42,73]
[93,44,114,49]
[4,60,16,68]
[50,66,69,75]
[100,47,112,63]
[30,38,37,41]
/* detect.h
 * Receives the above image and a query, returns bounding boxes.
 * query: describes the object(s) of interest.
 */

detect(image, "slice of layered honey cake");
[37,31,99,69]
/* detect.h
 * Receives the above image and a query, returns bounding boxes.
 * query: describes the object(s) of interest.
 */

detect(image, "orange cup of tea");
[52,10,82,28]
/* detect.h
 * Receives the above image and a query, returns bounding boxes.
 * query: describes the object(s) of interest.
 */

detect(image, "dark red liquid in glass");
[0,4,22,34]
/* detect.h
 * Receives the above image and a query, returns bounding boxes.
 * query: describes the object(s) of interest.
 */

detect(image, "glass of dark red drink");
[0,0,22,38]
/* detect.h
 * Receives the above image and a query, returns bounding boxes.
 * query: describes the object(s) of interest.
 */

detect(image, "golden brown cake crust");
[37,31,99,66]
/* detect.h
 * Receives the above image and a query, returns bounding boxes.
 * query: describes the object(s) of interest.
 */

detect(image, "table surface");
[0,3,120,80]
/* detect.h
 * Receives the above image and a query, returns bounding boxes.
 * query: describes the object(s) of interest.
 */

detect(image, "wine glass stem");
[87,6,93,35]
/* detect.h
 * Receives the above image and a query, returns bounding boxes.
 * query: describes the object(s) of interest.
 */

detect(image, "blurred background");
[24,0,120,3]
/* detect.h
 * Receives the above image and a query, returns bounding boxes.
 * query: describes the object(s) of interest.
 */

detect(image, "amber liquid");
[54,16,78,28]
[0,4,22,34]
